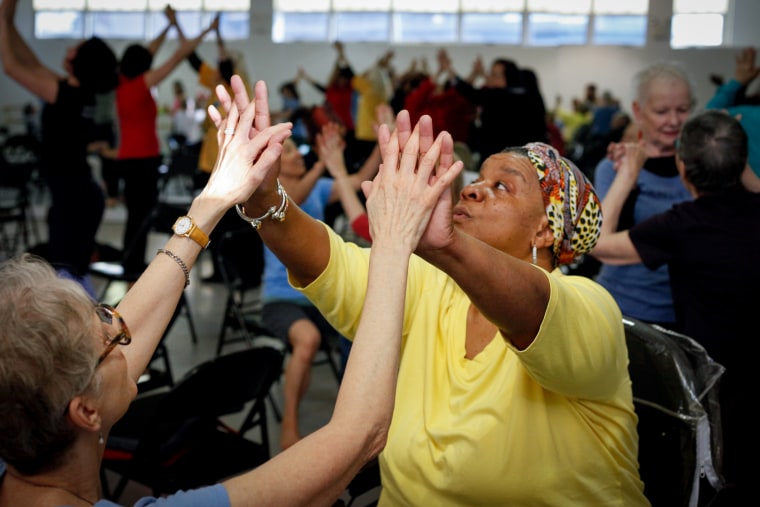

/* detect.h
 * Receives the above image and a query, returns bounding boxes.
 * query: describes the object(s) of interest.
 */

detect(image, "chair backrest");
[132,342,284,463]
[91,202,189,270]
[623,317,725,507]
[103,343,284,498]
[215,227,268,354]
[0,134,39,198]
[217,227,265,292]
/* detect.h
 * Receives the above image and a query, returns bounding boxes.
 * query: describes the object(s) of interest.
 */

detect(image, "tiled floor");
[9,182,380,505]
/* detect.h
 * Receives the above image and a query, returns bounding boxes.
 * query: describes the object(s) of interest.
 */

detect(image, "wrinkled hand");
[203,76,291,207]
[367,114,462,253]
[209,75,272,145]
[362,110,463,250]
[735,47,760,86]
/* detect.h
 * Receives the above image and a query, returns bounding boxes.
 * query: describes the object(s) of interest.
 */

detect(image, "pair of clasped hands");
[204,75,464,254]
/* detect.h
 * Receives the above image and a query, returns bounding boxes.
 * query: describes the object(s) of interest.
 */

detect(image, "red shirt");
[325,85,355,131]
[116,75,160,159]
[351,214,371,243]
[405,78,475,144]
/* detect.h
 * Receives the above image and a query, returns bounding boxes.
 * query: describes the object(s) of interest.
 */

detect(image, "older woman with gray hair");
[0,76,428,506]
[229,70,648,504]
[593,61,696,330]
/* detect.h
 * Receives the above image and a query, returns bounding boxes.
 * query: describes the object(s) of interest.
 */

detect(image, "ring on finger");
[224,128,235,135]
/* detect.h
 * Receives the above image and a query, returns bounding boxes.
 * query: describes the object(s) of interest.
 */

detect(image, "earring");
[531,244,537,265]
[98,432,104,445]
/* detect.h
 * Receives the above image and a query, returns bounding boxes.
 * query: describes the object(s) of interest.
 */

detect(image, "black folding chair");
[89,201,198,345]
[623,317,725,507]
[101,342,285,501]
[0,134,41,259]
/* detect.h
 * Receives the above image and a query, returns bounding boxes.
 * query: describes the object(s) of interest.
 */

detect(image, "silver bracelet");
[235,179,289,230]
[157,249,190,287]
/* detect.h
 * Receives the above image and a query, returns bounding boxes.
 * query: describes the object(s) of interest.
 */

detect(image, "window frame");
[272,0,649,46]
[32,0,250,40]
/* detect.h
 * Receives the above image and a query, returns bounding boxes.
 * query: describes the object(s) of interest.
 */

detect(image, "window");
[33,0,249,40]
[670,0,728,48]
[272,0,649,46]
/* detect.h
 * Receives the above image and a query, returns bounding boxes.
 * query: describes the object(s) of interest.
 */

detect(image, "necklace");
[6,469,96,506]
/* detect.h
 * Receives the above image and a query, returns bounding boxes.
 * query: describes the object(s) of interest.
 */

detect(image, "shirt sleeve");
[198,62,219,90]
[706,79,742,110]
[132,484,230,507]
[592,157,615,199]
[511,270,629,400]
[628,211,678,271]
[350,214,372,242]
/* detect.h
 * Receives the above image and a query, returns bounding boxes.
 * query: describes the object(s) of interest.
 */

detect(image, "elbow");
[2,59,20,80]
[363,419,391,460]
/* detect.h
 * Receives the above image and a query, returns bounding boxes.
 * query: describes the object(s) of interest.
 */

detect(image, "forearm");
[147,23,172,55]
[332,173,366,221]
[421,231,549,350]
[742,164,760,192]
[286,162,325,204]
[217,38,229,62]
[254,199,332,288]
[0,14,57,101]
[224,237,408,507]
[327,241,407,452]
[598,170,637,237]
[0,14,37,68]
[706,79,742,109]
[116,194,228,382]
[145,31,210,87]
[589,230,641,265]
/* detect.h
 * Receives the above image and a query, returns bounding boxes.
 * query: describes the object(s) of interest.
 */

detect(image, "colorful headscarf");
[523,143,602,266]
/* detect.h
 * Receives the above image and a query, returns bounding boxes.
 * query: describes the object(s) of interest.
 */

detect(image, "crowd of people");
[1,0,759,502]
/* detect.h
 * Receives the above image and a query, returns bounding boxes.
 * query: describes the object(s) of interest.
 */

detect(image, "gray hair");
[0,254,100,475]
[633,61,697,109]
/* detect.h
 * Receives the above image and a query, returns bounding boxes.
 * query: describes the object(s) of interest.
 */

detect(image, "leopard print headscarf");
[524,142,602,266]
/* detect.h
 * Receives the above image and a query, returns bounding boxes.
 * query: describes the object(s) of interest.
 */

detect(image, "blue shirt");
[0,459,230,506]
[262,177,333,303]
[593,157,692,323]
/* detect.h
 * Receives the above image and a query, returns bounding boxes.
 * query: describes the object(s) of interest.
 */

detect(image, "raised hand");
[316,122,347,177]
[164,4,177,25]
[372,103,395,137]
[209,76,272,143]
[735,47,760,86]
[371,114,462,253]
[205,75,291,207]
[615,141,647,186]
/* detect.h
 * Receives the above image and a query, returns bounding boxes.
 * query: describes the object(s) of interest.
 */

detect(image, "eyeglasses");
[95,303,132,365]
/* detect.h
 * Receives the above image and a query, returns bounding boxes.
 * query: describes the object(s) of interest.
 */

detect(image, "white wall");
[2,0,759,130]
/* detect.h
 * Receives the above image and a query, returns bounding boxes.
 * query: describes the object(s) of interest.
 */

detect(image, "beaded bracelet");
[235,179,289,230]
[157,249,190,287]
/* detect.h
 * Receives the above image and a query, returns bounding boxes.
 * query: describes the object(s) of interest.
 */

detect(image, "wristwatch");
[172,215,210,249]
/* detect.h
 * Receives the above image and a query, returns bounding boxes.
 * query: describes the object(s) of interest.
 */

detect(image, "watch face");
[174,216,192,235]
